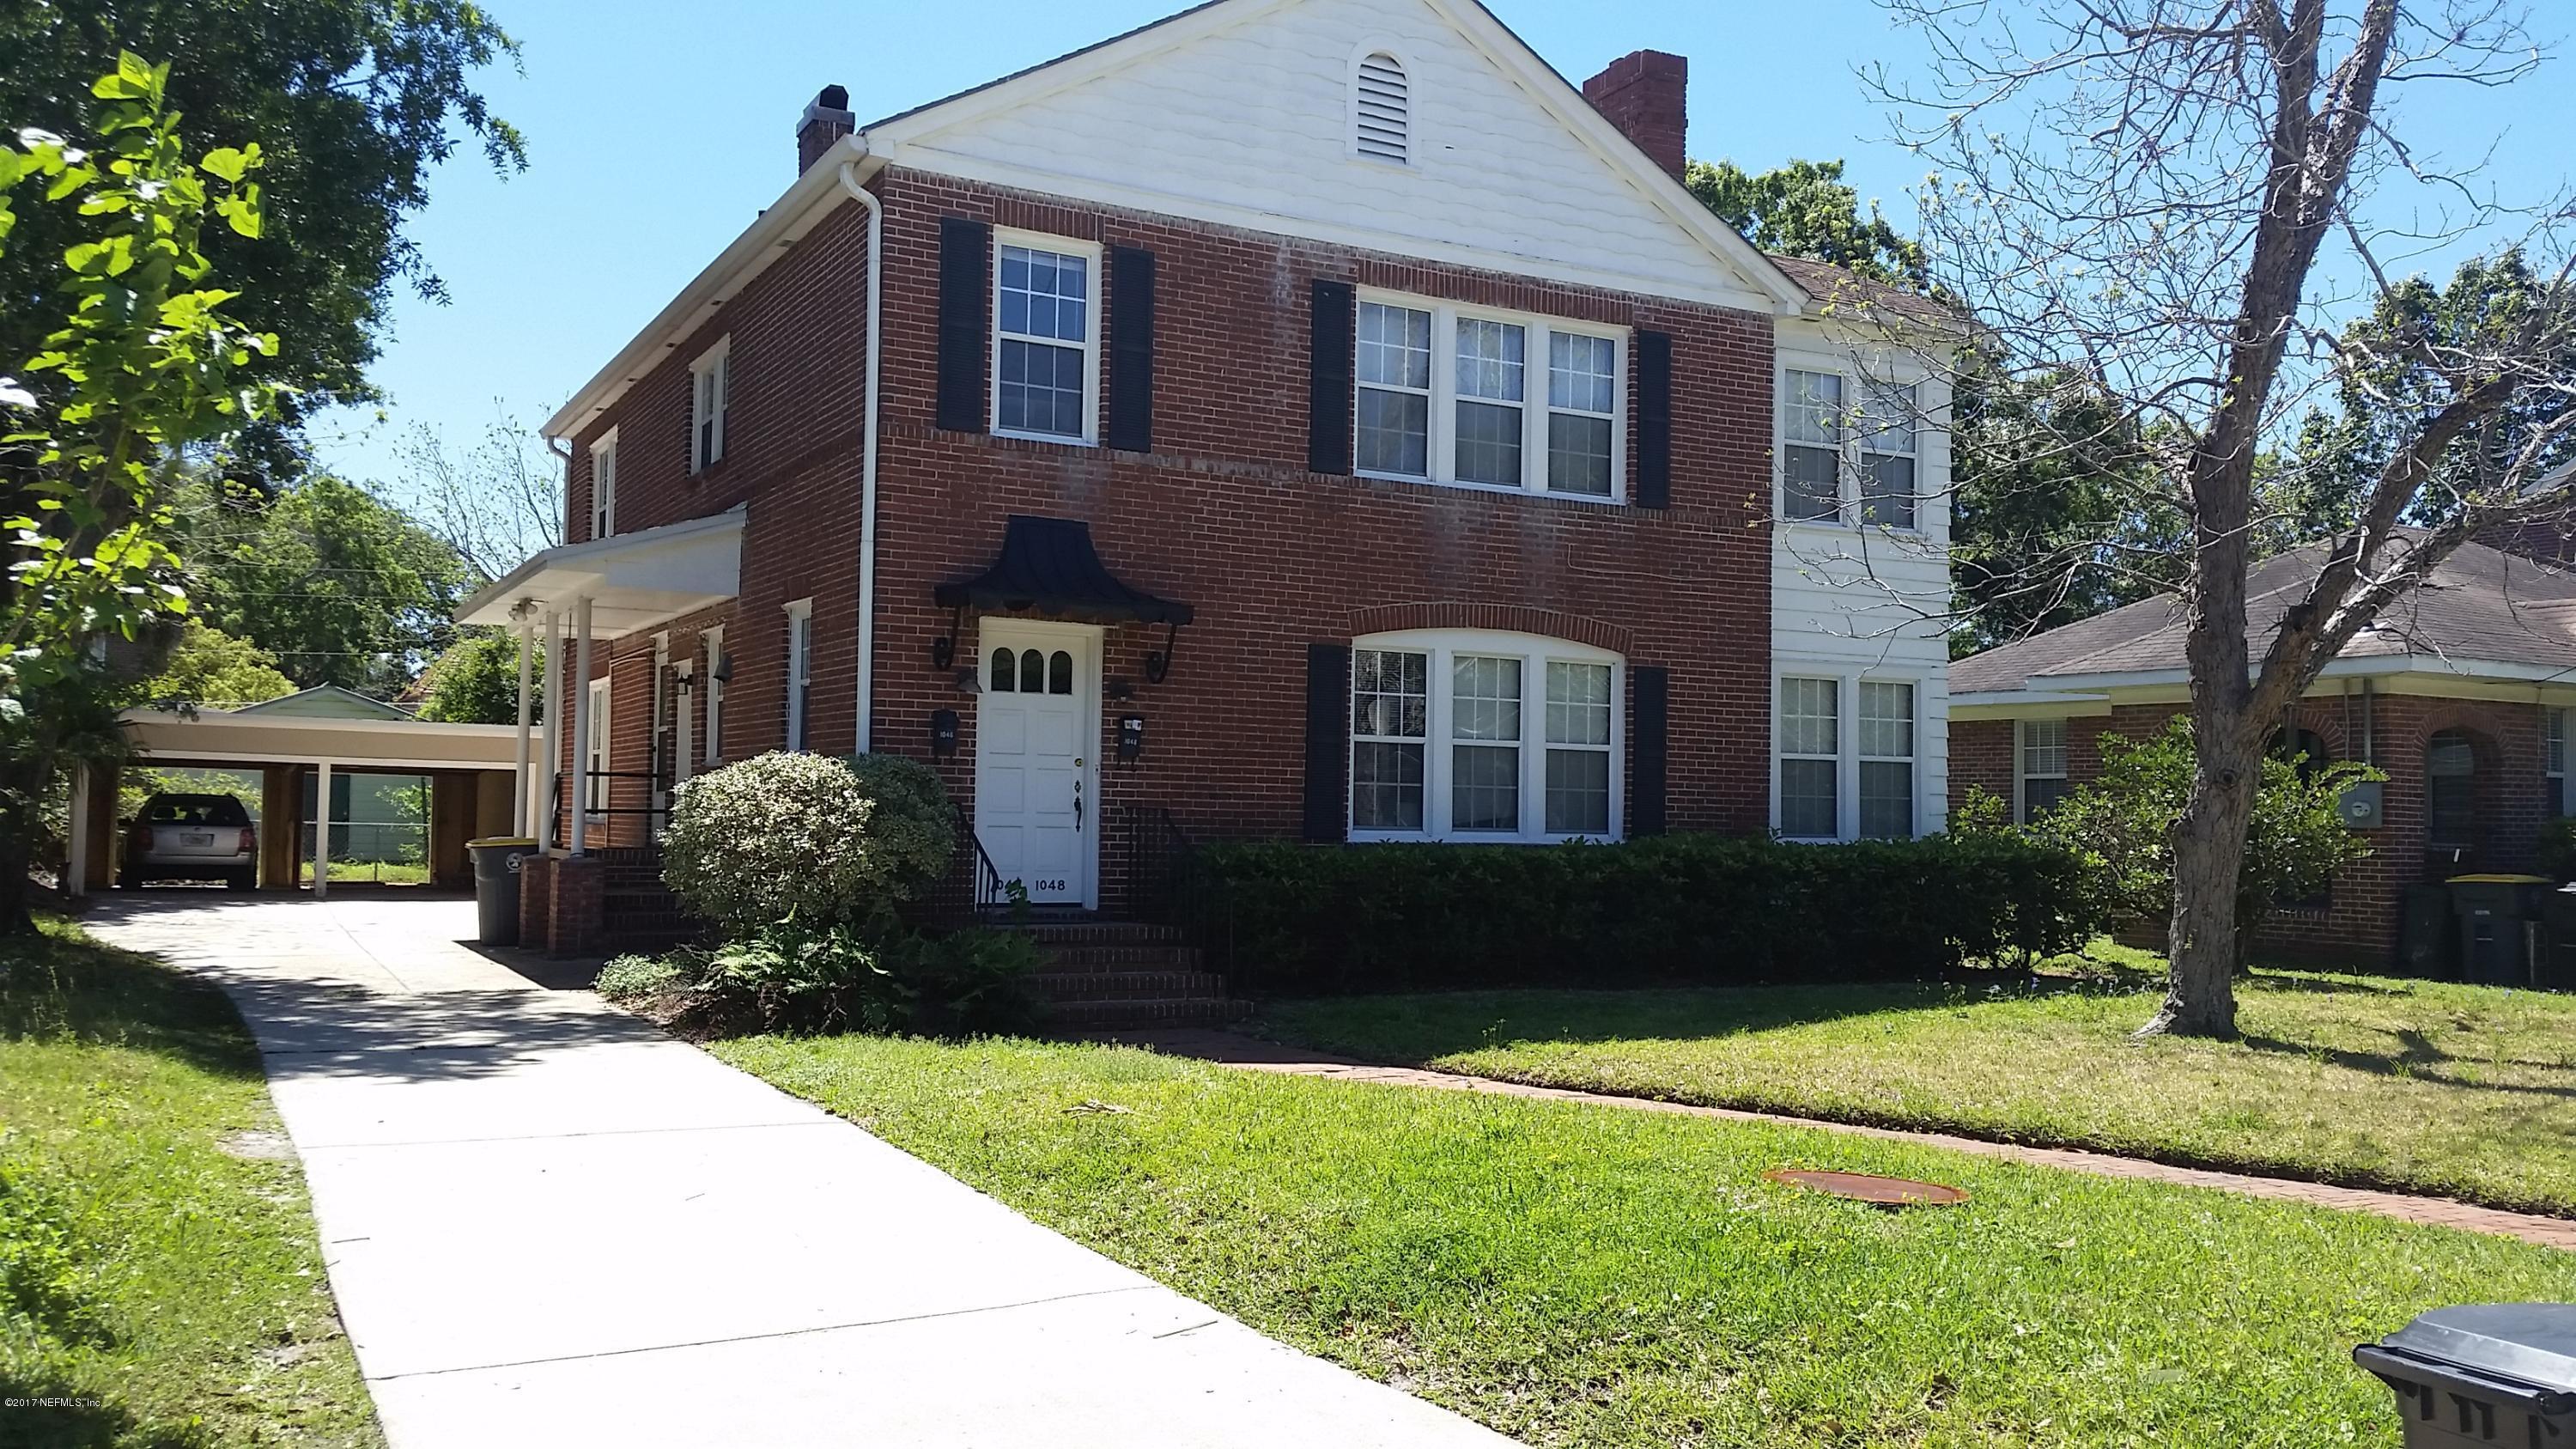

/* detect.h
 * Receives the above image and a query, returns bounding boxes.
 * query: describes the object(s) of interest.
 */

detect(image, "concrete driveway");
[87,892,1518,1449]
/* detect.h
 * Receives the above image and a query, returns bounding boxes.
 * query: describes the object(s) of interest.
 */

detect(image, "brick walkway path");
[1131,1030,2576,1251]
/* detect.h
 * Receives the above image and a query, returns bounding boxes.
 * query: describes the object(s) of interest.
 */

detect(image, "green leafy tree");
[0,54,277,931]
[0,0,525,471]
[2019,720,2383,970]
[141,619,295,708]
[416,628,538,724]
[187,472,471,693]
[1685,158,1928,288]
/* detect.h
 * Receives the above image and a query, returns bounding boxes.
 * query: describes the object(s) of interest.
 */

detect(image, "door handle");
[1073,783,1084,832]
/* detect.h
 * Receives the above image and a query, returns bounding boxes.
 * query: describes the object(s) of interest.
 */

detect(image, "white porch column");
[513,612,535,837]
[64,764,89,898]
[313,760,333,900]
[570,595,594,857]
[538,608,562,849]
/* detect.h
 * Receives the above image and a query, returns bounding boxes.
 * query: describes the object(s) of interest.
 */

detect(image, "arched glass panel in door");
[1021,649,1045,691]
[989,647,1016,693]
[1049,650,1073,695]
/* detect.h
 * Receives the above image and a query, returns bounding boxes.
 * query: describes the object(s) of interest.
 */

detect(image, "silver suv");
[123,793,257,891]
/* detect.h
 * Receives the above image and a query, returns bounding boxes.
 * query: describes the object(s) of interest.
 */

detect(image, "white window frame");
[702,624,725,764]
[1771,667,1935,842]
[1347,629,1624,844]
[2550,707,2570,817]
[584,677,611,814]
[783,599,813,752]
[1775,676,1841,842]
[589,427,619,540]
[990,230,1103,447]
[690,337,731,474]
[1352,290,1627,505]
[1776,352,1932,533]
[2016,717,2070,825]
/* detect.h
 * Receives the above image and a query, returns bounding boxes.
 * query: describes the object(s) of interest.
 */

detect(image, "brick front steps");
[1018,920,1254,1035]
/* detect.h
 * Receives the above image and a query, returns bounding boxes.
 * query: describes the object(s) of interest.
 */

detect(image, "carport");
[69,695,519,899]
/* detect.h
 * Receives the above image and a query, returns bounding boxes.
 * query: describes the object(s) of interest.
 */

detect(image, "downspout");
[837,149,884,752]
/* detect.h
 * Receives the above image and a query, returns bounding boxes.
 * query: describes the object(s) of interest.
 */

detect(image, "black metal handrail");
[927,803,1012,917]
[1121,803,1199,926]
[545,770,672,849]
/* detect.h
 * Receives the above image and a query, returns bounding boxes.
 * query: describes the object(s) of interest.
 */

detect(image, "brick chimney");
[797,84,854,175]
[1582,51,1688,182]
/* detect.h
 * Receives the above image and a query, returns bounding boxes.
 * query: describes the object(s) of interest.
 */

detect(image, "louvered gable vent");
[1354,52,1409,163]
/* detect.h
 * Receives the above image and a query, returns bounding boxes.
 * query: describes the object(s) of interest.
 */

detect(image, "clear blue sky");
[316,0,2571,497]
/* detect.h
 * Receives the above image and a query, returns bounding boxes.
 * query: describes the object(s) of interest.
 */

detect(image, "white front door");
[974,623,1097,907]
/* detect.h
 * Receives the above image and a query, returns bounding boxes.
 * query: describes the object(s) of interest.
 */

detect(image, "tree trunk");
[2143,731,2258,1038]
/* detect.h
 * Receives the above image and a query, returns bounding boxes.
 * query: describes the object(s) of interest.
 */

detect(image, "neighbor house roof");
[1953,537,2576,699]
[1765,253,1962,332]
[229,685,416,721]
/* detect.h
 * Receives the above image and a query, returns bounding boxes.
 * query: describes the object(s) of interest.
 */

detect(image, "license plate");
[181,832,215,848]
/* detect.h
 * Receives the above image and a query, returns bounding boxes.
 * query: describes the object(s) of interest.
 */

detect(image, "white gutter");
[837,149,884,752]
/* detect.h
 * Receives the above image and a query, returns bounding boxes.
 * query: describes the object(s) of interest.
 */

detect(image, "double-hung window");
[589,430,618,539]
[1860,381,1918,527]
[783,600,812,752]
[1857,682,1916,838]
[1777,677,1839,838]
[1350,631,1622,841]
[2550,709,2570,817]
[690,338,730,473]
[2019,718,2069,822]
[993,236,1098,442]
[584,678,611,813]
[1782,370,1844,521]
[1353,295,1625,502]
[701,626,725,764]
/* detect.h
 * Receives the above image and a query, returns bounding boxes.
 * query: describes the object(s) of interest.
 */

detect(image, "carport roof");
[122,706,519,770]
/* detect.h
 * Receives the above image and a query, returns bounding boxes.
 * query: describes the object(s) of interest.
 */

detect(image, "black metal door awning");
[934,516,1194,626]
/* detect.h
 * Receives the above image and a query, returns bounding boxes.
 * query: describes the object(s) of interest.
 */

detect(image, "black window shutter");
[1308,280,1357,476]
[936,217,991,432]
[1635,330,1673,508]
[1108,246,1157,452]
[1303,642,1352,842]
[1631,666,1669,836]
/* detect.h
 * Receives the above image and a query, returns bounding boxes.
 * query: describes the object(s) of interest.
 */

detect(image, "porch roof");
[454,507,745,640]
[934,515,1194,625]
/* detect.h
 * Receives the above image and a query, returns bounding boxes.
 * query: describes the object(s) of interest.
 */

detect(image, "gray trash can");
[468,837,538,946]
[2356,1303,2576,1446]
[2446,876,2552,986]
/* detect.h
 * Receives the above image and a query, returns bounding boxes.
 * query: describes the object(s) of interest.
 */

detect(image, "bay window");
[1354,294,1625,502]
[1351,631,1622,841]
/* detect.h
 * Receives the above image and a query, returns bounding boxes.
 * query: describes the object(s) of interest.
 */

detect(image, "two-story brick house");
[459,0,1956,954]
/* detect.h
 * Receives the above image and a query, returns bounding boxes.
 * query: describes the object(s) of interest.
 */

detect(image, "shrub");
[2542,816,2576,883]
[883,925,1048,1036]
[1186,831,2100,995]
[594,953,684,1003]
[660,752,957,935]
[691,922,900,1036]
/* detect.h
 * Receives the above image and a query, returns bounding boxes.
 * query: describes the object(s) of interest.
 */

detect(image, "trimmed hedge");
[1188,833,2101,995]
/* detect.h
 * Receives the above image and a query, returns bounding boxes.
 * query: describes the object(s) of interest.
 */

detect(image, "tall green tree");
[187,473,471,693]
[0,0,524,475]
[0,54,277,931]
[1685,158,1928,288]
[141,619,296,708]
[416,628,538,724]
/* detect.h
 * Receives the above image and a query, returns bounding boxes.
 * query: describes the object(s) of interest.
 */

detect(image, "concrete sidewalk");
[89,893,1518,1449]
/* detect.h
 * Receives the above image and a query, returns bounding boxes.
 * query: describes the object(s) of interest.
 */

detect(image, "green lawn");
[1256,945,2576,1217]
[718,1032,2576,1449]
[1,919,380,1448]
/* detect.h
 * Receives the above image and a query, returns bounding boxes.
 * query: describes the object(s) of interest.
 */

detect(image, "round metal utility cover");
[1765,1169,1969,1207]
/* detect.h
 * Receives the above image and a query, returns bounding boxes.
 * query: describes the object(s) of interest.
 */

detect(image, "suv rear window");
[144,795,252,826]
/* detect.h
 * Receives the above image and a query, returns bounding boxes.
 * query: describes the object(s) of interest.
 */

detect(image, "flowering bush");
[660,752,954,935]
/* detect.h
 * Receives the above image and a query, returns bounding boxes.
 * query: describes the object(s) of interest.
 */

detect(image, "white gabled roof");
[549,0,1815,441]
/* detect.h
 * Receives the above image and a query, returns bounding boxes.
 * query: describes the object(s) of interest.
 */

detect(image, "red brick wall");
[552,165,1780,893]
[1951,694,2555,966]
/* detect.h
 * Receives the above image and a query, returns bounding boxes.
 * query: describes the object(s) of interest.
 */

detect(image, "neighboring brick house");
[459,0,1955,950]
[1951,539,2576,967]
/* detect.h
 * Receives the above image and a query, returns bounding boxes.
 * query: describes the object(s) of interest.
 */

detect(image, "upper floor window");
[1780,364,1929,529]
[993,235,1099,444]
[1350,630,1623,843]
[691,338,731,474]
[588,429,618,539]
[1353,52,1409,163]
[1356,295,1625,502]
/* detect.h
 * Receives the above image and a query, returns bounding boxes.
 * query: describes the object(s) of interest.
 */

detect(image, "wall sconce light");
[710,652,733,684]
[953,667,982,695]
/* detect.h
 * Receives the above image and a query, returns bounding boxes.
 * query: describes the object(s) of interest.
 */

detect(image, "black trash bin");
[2446,875,2551,986]
[468,837,538,946]
[2356,1303,2576,1446]
[2543,886,2576,992]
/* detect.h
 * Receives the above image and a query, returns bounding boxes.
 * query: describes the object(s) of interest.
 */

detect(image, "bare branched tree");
[391,401,561,585]
[1864,1,2576,1036]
